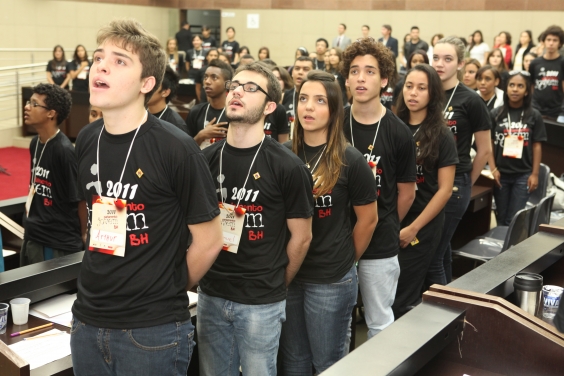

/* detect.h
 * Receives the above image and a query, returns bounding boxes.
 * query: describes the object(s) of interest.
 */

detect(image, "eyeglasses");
[509,70,531,76]
[356,37,376,43]
[225,81,272,101]
[26,100,50,110]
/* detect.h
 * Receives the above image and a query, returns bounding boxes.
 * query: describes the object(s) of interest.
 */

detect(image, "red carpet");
[0,147,30,201]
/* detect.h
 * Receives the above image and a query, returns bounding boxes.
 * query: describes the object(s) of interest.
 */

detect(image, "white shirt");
[469,43,490,64]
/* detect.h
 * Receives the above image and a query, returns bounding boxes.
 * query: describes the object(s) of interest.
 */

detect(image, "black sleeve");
[282,163,314,219]
[393,79,404,106]
[490,110,498,140]
[233,41,240,54]
[438,130,460,168]
[46,62,52,72]
[175,151,220,225]
[58,143,80,203]
[69,61,78,72]
[396,128,417,183]
[186,106,200,137]
[529,60,537,85]
[467,95,493,133]
[347,149,378,205]
[66,62,72,73]
[531,110,547,142]
[275,106,290,136]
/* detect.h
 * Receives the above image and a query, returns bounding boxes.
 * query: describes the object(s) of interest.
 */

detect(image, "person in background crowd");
[272,66,294,104]
[429,36,492,286]
[523,52,537,72]
[393,64,458,319]
[404,26,429,60]
[88,105,102,123]
[165,37,185,75]
[196,48,220,102]
[488,71,547,225]
[71,19,222,375]
[221,26,240,66]
[531,33,546,57]
[462,58,481,90]
[218,52,231,65]
[382,58,399,111]
[201,25,217,54]
[476,65,504,111]
[295,47,309,60]
[21,83,80,266]
[393,50,429,112]
[468,30,490,65]
[283,56,314,134]
[530,25,564,120]
[362,25,370,39]
[333,23,352,49]
[343,38,416,339]
[487,48,510,87]
[198,62,313,376]
[314,38,329,70]
[258,47,270,61]
[146,66,188,133]
[513,30,535,71]
[69,45,91,92]
[238,46,250,57]
[260,63,291,143]
[187,59,232,148]
[186,35,205,80]
[309,52,318,60]
[323,50,330,67]
[496,31,513,68]
[379,24,398,58]
[46,45,71,89]
[239,54,255,67]
[279,71,378,375]
[399,34,411,73]
[325,47,348,105]
[427,33,444,63]
[175,21,193,52]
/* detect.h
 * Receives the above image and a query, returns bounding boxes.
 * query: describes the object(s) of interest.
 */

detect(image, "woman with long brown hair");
[325,47,349,105]
[279,71,378,375]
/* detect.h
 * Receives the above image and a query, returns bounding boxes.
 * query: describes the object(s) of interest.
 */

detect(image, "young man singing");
[71,19,223,375]
[342,38,416,338]
[21,83,82,266]
[198,62,314,376]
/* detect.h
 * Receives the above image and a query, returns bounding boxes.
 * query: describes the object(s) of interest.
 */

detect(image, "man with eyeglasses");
[187,59,232,148]
[197,62,314,376]
[146,66,188,133]
[20,83,82,266]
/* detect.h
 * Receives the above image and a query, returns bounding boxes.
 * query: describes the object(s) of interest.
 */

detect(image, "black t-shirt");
[344,107,416,259]
[186,102,228,145]
[23,132,82,252]
[175,29,193,52]
[290,143,377,283]
[393,78,404,108]
[282,87,296,121]
[186,48,205,79]
[264,104,290,141]
[482,95,497,112]
[490,107,547,175]
[381,87,394,110]
[46,60,70,86]
[407,125,459,213]
[72,115,219,329]
[530,55,564,118]
[221,40,240,62]
[314,58,325,71]
[69,60,91,92]
[202,36,217,54]
[200,137,314,305]
[152,106,188,134]
[443,83,492,175]
[327,71,348,106]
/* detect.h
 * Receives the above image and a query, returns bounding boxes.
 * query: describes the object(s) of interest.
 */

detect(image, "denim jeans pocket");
[70,317,84,335]
[126,325,180,351]
[331,277,353,286]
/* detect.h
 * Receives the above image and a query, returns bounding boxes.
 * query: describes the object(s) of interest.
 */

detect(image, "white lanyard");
[443,82,459,113]
[31,129,60,185]
[193,49,203,59]
[219,136,265,208]
[204,104,226,128]
[292,88,296,112]
[349,103,384,161]
[506,110,524,134]
[96,111,147,190]
[412,125,421,138]
[486,95,495,107]
[158,105,168,119]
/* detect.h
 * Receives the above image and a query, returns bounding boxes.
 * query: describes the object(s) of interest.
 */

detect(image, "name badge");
[503,135,524,159]
[89,196,127,257]
[193,59,203,70]
[25,186,35,216]
[219,202,245,254]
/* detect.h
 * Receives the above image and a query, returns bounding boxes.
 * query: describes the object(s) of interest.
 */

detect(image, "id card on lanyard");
[90,196,127,256]
[502,111,524,159]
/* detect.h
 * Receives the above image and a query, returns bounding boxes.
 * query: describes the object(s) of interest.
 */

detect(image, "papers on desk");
[9,329,71,370]
[28,294,76,328]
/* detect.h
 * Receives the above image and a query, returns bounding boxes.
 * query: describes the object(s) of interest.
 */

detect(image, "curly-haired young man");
[21,83,81,266]
[342,38,416,338]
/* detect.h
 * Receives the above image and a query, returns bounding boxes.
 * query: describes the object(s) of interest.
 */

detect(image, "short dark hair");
[362,25,370,30]
[161,66,179,104]
[316,38,329,48]
[181,22,189,27]
[382,24,392,32]
[32,83,72,125]
[261,58,277,67]
[340,23,347,30]
[226,26,235,33]
[240,54,255,61]
[411,26,420,31]
[295,56,314,69]
[542,25,564,47]
[208,59,233,81]
[235,62,282,104]
[476,65,502,84]
[341,38,395,91]
[202,25,211,32]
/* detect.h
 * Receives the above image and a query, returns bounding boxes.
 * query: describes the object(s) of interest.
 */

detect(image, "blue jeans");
[494,172,531,226]
[358,256,400,339]
[70,317,194,376]
[196,289,286,376]
[279,265,358,375]
[425,173,472,287]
